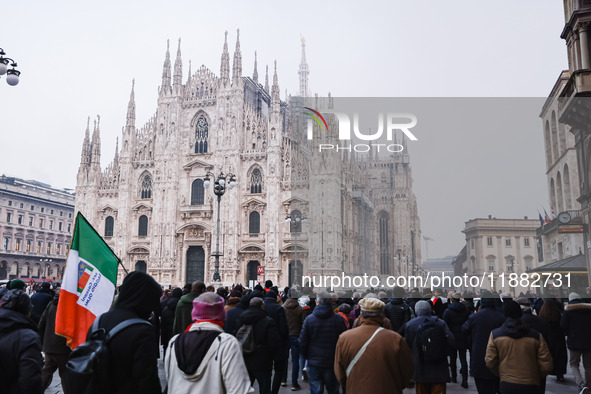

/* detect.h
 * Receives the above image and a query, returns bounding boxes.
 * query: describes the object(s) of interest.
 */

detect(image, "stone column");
[579,22,590,69]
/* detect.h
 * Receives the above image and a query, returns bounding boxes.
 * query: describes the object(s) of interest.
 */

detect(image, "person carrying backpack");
[81,271,162,394]
[165,292,253,393]
[237,297,281,394]
[385,286,413,332]
[400,300,455,394]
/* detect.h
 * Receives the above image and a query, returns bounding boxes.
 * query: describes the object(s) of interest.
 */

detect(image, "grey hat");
[569,292,582,302]
[289,289,300,299]
[415,300,432,316]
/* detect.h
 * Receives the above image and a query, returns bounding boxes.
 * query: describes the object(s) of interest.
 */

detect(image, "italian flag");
[56,212,119,349]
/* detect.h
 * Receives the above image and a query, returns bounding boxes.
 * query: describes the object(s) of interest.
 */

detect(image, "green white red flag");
[56,212,119,349]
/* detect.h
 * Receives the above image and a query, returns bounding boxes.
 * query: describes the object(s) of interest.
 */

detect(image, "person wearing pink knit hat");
[165,292,254,393]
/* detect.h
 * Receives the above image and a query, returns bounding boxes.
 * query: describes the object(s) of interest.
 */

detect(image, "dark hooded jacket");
[38,292,71,355]
[561,300,591,350]
[238,305,280,372]
[86,271,162,394]
[225,290,263,335]
[161,287,183,351]
[0,307,43,394]
[462,300,505,380]
[443,300,471,350]
[298,303,347,369]
[385,298,412,332]
[30,285,53,326]
[173,291,199,335]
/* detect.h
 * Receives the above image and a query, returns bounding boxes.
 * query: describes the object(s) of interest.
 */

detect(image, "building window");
[487,258,495,272]
[140,175,152,199]
[524,237,530,247]
[18,215,23,225]
[47,243,52,254]
[31,205,34,210]
[15,239,21,251]
[505,237,511,247]
[69,213,72,218]
[6,212,11,223]
[49,220,53,230]
[41,207,44,213]
[471,239,474,249]
[290,210,303,233]
[3,237,9,250]
[26,240,31,252]
[19,203,23,208]
[524,257,533,271]
[37,242,41,253]
[250,168,263,194]
[190,179,205,205]
[138,215,148,236]
[8,201,11,206]
[506,258,514,272]
[67,223,71,232]
[50,209,54,214]
[57,244,61,255]
[194,116,209,154]
[29,217,33,226]
[105,216,114,237]
[249,211,260,234]
[379,212,390,274]
[487,237,493,246]
[60,211,63,217]
[39,219,44,228]
[58,222,62,231]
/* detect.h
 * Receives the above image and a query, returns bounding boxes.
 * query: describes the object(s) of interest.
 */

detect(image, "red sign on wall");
[257,266,265,275]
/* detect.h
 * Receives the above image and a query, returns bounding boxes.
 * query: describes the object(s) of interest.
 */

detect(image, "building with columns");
[75,32,422,288]
[0,175,75,282]
[537,70,584,266]
[463,217,540,294]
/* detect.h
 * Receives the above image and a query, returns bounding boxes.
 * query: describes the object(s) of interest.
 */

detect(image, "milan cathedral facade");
[75,31,422,287]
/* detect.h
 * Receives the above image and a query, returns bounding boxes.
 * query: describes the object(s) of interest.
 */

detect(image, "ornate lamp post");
[286,211,306,287]
[0,48,21,86]
[204,171,236,282]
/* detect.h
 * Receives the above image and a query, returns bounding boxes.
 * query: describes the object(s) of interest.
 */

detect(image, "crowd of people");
[1,275,591,394]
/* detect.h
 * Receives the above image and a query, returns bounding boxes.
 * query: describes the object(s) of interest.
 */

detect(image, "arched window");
[290,210,303,233]
[379,212,389,274]
[191,179,205,205]
[135,260,147,273]
[195,116,209,154]
[105,216,114,237]
[140,174,152,199]
[249,211,260,234]
[138,215,148,236]
[250,168,263,194]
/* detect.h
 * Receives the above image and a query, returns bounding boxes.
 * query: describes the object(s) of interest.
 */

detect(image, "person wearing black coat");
[385,286,413,332]
[561,292,591,392]
[226,289,263,335]
[238,297,281,394]
[30,282,53,327]
[86,271,162,394]
[264,290,289,393]
[160,287,182,357]
[38,290,71,393]
[0,289,43,394]
[443,293,471,388]
[298,291,347,394]
[539,298,567,382]
[462,296,505,394]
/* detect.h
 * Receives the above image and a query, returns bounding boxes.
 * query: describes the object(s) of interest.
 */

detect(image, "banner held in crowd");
[55,212,119,349]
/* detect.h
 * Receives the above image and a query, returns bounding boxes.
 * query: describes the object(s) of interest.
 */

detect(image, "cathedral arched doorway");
[0,261,7,280]
[246,261,260,285]
[288,260,303,287]
[186,246,205,284]
[135,260,147,273]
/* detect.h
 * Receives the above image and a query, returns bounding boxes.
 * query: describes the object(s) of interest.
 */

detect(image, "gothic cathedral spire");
[220,31,230,86]
[81,116,91,165]
[126,79,135,128]
[253,51,258,84]
[173,38,183,92]
[298,37,309,97]
[271,60,280,115]
[161,39,172,95]
[232,29,242,84]
[264,65,269,92]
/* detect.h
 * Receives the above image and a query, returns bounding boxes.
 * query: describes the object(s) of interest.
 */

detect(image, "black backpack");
[235,323,257,354]
[65,315,152,394]
[415,316,448,362]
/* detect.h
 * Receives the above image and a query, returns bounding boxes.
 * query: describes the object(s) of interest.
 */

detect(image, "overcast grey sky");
[0,1,568,258]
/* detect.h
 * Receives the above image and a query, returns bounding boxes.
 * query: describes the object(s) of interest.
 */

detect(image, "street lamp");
[204,171,236,282]
[286,211,306,287]
[0,48,21,86]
